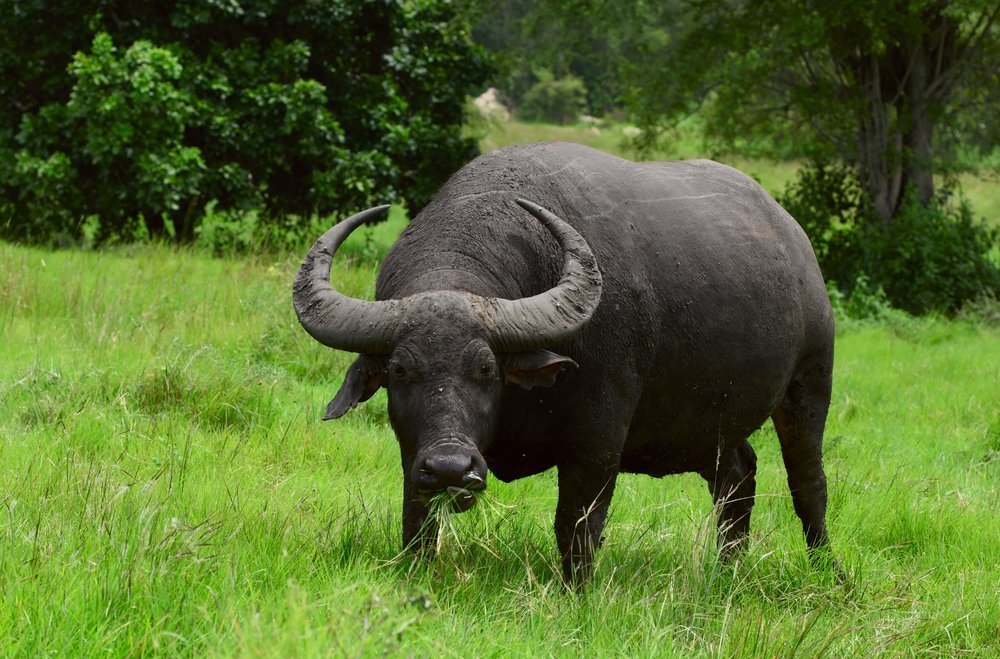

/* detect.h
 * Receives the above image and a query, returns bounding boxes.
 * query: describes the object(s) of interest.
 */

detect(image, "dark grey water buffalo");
[294,142,837,584]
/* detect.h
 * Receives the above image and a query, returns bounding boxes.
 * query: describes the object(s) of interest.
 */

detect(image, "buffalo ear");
[505,349,578,390]
[324,355,384,420]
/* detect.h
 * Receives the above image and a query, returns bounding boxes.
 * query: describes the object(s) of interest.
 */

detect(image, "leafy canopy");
[623,0,999,219]
[0,0,490,242]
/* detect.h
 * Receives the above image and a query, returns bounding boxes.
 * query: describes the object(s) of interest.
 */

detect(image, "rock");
[473,88,511,122]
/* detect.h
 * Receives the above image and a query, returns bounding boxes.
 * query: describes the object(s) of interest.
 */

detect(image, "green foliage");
[826,276,900,324]
[517,70,587,123]
[777,160,864,261]
[957,291,1000,327]
[469,0,635,116]
[782,160,1000,314]
[0,0,490,243]
[193,202,271,256]
[70,35,205,232]
[868,194,1000,315]
[611,0,999,223]
[193,201,409,259]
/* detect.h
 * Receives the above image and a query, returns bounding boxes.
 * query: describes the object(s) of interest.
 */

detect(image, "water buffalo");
[294,142,837,584]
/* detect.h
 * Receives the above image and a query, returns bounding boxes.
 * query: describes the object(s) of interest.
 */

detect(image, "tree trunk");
[841,1,977,223]
[853,28,943,223]
[902,30,935,206]
[854,53,903,223]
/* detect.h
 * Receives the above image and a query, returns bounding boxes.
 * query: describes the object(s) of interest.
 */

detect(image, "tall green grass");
[1,236,998,655]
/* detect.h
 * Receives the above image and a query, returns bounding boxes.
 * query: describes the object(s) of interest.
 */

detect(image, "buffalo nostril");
[417,467,437,489]
[463,473,486,491]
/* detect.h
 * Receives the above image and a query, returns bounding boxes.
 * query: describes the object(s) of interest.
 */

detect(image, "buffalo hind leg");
[700,438,757,557]
[554,460,619,588]
[772,361,842,575]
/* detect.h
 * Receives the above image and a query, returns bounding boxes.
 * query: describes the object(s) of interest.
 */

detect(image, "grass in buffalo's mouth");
[425,487,514,557]
[427,491,464,555]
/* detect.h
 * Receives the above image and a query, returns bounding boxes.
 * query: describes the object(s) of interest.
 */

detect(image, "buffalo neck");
[375,197,563,302]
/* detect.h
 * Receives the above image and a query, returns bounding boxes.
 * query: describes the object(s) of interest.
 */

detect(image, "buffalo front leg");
[554,460,619,587]
[401,458,435,554]
[700,438,757,557]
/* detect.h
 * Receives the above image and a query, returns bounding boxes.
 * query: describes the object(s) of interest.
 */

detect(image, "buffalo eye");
[478,362,496,379]
[390,364,407,379]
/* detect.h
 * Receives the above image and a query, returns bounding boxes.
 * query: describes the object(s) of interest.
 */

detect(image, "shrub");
[0,0,490,244]
[782,159,1000,314]
[518,71,587,124]
[826,275,901,322]
[866,194,1000,314]
[193,201,335,257]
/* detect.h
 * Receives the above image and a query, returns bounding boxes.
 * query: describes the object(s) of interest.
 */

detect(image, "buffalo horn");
[293,199,602,355]
[475,199,603,353]
[292,205,403,353]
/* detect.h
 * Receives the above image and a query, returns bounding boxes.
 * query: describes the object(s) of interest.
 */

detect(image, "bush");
[866,194,1000,314]
[518,71,587,124]
[193,201,337,257]
[826,275,900,322]
[782,160,1000,315]
[0,0,490,244]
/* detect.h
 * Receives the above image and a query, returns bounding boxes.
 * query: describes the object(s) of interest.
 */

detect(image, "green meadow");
[1,206,998,654]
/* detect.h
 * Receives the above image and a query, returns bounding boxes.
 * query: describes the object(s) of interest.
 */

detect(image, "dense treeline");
[1,0,996,312]
[0,0,489,242]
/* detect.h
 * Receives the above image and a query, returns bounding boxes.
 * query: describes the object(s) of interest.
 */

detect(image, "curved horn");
[475,199,603,352]
[292,205,403,353]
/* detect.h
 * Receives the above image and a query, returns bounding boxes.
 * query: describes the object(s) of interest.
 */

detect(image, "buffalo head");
[292,200,602,544]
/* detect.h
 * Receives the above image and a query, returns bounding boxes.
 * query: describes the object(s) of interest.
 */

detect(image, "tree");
[624,0,1000,223]
[0,0,490,242]
[609,0,1000,312]
[469,0,628,116]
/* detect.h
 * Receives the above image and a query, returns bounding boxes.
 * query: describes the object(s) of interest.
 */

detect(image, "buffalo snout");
[413,448,488,510]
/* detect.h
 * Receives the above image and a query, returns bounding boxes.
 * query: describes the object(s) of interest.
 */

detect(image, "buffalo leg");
[772,361,838,568]
[554,460,619,587]
[700,438,757,556]
[401,457,435,554]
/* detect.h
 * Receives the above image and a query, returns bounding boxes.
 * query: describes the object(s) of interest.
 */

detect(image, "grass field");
[2,227,998,655]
